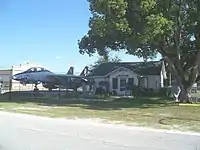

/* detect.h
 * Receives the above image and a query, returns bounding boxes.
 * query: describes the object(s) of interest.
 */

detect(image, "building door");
[120,78,127,91]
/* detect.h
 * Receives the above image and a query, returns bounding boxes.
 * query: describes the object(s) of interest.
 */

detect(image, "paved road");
[0,112,200,150]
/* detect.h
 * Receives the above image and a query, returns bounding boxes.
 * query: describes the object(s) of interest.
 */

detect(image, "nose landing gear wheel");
[33,84,39,92]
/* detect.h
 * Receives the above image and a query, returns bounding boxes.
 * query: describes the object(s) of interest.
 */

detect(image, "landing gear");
[33,84,39,92]
[20,81,26,86]
[73,88,77,92]
[33,84,39,99]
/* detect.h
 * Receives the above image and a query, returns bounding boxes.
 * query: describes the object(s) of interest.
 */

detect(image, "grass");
[0,93,200,132]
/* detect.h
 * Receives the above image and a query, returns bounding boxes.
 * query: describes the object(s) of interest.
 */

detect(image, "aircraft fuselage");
[13,71,53,84]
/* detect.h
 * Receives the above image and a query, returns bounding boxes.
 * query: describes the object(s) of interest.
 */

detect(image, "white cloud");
[55,56,61,60]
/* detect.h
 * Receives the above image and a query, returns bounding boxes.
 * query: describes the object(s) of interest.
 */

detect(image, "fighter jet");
[12,66,89,91]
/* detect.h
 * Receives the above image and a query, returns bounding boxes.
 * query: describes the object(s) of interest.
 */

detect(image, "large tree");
[78,0,200,102]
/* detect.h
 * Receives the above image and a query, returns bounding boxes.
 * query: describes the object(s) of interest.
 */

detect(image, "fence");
[0,80,48,94]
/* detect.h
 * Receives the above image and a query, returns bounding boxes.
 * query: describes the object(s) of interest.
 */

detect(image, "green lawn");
[0,95,200,132]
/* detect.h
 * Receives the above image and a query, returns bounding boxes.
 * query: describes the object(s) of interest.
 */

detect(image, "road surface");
[0,111,200,150]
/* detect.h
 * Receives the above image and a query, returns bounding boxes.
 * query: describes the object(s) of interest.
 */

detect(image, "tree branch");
[174,0,184,75]
[162,56,183,87]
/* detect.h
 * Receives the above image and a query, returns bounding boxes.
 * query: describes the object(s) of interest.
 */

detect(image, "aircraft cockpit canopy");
[23,67,51,73]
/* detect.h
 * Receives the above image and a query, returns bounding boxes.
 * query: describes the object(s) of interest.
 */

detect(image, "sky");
[0,0,161,74]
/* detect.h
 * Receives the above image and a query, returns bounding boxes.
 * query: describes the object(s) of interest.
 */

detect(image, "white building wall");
[108,67,139,95]
[0,70,12,93]
[93,67,139,95]
[145,75,161,90]
[92,67,163,95]
[160,70,164,88]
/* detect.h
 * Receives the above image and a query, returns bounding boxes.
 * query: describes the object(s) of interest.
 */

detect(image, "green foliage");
[79,0,199,58]
[78,0,200,101]
[90,55,121,70]
[131,85,168,97]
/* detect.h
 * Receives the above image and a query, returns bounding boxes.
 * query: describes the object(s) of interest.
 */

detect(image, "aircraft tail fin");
[80,66,89,76]
[67,66,74,75]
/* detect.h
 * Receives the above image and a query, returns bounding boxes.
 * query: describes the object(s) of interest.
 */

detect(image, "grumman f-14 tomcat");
[12,66,91,91]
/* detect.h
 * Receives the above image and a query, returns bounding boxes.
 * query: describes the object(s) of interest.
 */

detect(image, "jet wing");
[46,74,88,85]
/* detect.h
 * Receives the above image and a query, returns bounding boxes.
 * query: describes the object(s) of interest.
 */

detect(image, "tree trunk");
[178,86,191,103]
[161,56,197,103]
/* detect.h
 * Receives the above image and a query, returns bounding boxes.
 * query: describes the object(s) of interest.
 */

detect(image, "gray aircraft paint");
[12,66,90,90]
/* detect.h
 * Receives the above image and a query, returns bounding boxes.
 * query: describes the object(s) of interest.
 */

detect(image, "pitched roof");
[88,61,162,77]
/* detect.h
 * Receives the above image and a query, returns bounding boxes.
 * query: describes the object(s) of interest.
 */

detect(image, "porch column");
[117,76,120,92]
[106,75,110,92]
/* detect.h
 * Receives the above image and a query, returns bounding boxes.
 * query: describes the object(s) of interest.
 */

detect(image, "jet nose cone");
[12,75,16,80]
[12,74,20,80]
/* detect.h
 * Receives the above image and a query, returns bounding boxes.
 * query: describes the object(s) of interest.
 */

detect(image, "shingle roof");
[88,61,162,77]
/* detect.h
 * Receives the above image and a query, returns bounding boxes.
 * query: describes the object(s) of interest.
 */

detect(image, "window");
[24,68,35,73]
[112,78,118,89]
[36,67,42,72]
[120,78,127,91]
